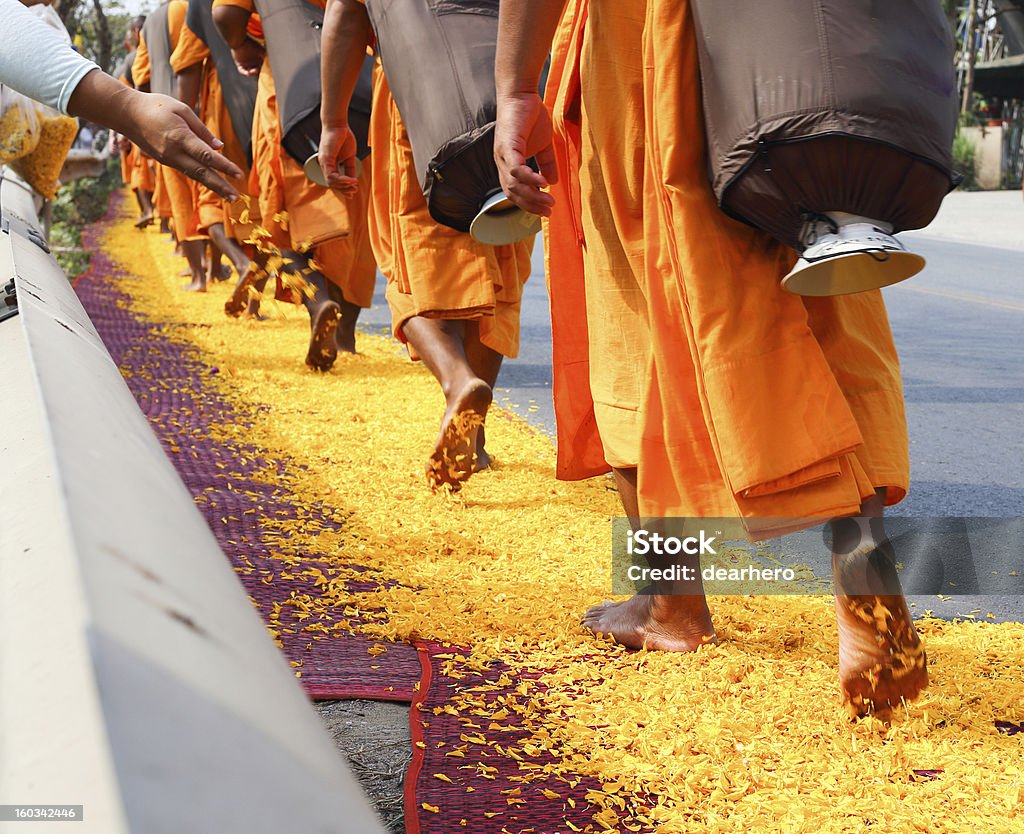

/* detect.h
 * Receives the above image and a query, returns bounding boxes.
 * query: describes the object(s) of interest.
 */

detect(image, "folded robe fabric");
[174,7,259,237]
[544,0,909,535]
[638,0,909,535]
[367,63,532,360]
[543,0,609,481]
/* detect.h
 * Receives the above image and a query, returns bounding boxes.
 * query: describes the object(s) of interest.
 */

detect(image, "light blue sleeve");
[0,0,100,114]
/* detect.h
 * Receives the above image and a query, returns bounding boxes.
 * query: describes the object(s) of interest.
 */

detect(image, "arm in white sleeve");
[0,0,99,113]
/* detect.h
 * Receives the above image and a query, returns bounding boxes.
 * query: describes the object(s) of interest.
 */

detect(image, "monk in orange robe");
[213,0,377,367]
[170,6,266,294]
[495,0,925,720]
[134,0,210,291]
[319,0,533,490]
[115,19,156,227]
[115,20,154,225]
[130,26,173,235]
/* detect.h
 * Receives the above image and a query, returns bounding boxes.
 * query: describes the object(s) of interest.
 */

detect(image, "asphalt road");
[357,210,1023,621]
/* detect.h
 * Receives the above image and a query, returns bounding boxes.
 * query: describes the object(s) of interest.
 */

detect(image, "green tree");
[54,0,137,73]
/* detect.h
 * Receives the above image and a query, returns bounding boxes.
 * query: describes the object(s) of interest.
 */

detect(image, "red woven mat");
[406,641,633,834]
[75,192,420,702]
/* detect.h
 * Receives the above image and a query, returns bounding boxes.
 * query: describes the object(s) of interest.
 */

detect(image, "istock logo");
[626,529,718,556]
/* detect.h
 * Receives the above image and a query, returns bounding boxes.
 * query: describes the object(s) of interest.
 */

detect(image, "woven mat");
[405,641,617,834]
[74,192,420,702]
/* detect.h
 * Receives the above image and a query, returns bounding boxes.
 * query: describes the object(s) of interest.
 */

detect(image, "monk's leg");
[402,317,492,489]
[206,239,231,283]
[289,259,341,372]
[583,469,718,651]
[325,282,362,355]
[461,321,503,471]
[832,489,927,720]
[180,239,207,293]
[225,243,269,319]
[133,189,153,227]
[209,223,253,282]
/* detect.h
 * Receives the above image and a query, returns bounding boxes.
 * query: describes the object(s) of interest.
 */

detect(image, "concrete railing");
[0,168,387,834]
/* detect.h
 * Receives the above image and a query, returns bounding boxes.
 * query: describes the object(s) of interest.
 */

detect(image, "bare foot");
[182,275,206,293]
[426,378,492,491]
[208,262,231,283]
[134,213,153,229]
[582,594,718,652]
[305,301,341,371]
[834,546,928,721]
[225,264,261,318]
[473,425,492,473]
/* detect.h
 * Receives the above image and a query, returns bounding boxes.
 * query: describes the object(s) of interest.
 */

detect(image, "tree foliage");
[53,0,141,74]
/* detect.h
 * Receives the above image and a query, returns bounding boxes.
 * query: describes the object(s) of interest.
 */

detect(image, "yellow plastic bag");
[0,86,42,166]
[11,112,79,199]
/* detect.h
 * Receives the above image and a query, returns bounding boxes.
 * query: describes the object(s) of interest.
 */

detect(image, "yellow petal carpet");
[90,191,1023,833]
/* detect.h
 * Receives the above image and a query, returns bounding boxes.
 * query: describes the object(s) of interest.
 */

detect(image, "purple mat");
[74,193,420,701]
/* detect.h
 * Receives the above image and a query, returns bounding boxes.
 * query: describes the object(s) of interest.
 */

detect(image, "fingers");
[319,128,359,193]
[323,157,358,193]
[206,145,243,181]
[319,142,339,180]
[167,136,241,201]
[499,157,554,217]
[183,154,241,201]
[327,173,359,194]
[179,105,218,148]
[535,145,559,186]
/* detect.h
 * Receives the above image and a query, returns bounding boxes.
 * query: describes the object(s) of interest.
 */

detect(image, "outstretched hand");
[494,91,558,217]
[124,93,243,201]
[318,124,359,194]
[68,71,243,201]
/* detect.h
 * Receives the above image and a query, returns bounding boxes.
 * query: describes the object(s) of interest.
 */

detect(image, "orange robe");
[214,0,376,308]
[132,32,171,219]
[544,0,648,473]
[170,18,258,241]
[129,148,155,193]
[547,0,909,534]
[164,0,205,242]
[134,1,206,242]
[153,166,172,221]
[368,64,532,360]
[117,61,155,194]
[131,32,150,90]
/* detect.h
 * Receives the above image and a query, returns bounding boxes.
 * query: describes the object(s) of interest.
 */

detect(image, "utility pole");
[961,0,979,113]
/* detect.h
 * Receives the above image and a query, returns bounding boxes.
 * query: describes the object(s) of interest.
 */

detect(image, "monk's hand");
[494,91,557,217]
[231,38,264,77]
[319,124,359,194]
[122,92,242,201]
